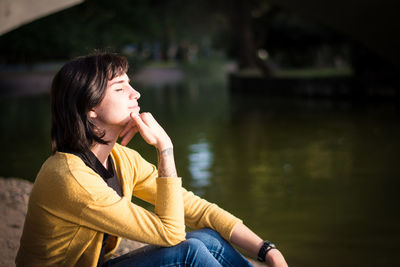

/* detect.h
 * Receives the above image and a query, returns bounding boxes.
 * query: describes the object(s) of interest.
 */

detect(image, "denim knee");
[197,228,223,239]
[183,238,207,250]
[185,229,253,267]
[181,239,210,260]
[187,228,226,247]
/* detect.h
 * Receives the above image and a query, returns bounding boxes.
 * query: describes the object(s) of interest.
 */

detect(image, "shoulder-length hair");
[51,53,128,154]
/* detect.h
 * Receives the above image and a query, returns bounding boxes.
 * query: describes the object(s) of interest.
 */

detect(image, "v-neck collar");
[60,149,115,180]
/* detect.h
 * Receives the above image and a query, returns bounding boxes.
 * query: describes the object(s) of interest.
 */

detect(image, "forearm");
[181,188,242,241]
[157,146,177,178]
[230,222,288,266]
[230,222,263,256]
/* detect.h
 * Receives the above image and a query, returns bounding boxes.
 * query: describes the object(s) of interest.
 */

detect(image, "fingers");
[130,113,157,145]
[124,112,171,149]
[120,112,152,139]
[139,112,157,127]
[133,112,158,129]
[131,112,160,135]
[120,126,138,146]
[130,113,147,127]
[119,113,140,146]
[120,121,134,137]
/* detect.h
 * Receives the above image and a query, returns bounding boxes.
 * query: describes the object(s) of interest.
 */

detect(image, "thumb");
[130,113,145,127]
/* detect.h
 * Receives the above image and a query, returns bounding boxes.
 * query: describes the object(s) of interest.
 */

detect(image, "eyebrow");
[109,78,131,86]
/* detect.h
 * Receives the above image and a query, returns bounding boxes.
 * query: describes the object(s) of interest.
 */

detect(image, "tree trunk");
[232,0,257,69]
[230,0,272,75]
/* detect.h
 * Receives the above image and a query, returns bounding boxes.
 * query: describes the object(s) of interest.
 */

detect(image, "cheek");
[112,106,132,123]
[93,99,131,125]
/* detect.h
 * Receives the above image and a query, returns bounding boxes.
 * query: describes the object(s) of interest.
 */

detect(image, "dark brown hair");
[51,52,128,153]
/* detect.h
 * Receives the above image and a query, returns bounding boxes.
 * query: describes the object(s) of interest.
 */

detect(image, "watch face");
[266,240,276,248]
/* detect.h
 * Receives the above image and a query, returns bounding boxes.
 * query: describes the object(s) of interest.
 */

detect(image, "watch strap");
[257,240,276,262]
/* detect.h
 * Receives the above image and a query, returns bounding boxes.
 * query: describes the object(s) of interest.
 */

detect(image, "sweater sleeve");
[63,150,185,247]
[126,148,242,242]
[80,177,186,247]
[182,188,242,241]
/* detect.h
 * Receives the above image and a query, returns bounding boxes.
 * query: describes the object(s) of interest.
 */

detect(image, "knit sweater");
[16,144,242,266]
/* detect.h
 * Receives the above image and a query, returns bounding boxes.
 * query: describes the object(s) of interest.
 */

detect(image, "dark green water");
[1,77,399,266]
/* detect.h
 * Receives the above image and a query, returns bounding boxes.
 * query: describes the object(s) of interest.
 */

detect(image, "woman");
[16,53,288,267]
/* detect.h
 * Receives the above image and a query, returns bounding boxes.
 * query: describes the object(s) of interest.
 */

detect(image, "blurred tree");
[0,0,159,62]
[0,0,228,63]
[0,0,358,72]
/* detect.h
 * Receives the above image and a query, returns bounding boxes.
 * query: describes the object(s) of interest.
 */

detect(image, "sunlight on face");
[91,73,141,128]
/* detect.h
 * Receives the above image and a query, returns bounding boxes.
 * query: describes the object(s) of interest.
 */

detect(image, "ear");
[88,110,97,119]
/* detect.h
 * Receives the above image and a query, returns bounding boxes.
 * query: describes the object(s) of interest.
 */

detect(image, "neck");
[90,126,121,169]
[90,142,114,169]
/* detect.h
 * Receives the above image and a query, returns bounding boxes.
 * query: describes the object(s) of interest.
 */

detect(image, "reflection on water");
[1,77,400,266]
[188,135,213,191]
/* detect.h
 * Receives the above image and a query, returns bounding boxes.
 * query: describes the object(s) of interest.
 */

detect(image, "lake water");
[1,74,399,266]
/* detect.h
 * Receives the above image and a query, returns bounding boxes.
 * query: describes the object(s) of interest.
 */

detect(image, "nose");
[129,86,141,100]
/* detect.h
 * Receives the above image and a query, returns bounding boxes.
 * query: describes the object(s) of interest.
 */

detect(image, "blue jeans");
[103,228,253,267]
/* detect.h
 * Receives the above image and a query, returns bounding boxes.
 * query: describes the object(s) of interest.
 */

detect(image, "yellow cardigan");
[16,144,241,266]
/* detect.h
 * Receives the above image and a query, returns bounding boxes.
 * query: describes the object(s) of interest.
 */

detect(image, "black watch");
[257,240,276,262]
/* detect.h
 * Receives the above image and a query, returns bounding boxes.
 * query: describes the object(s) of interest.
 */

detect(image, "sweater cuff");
[220,215,243,241]
[156,177,182,183]
[155,177,184,219]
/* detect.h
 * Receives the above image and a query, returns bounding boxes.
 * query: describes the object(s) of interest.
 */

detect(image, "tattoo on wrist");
[159,147,173,157]
[157,147,177,177]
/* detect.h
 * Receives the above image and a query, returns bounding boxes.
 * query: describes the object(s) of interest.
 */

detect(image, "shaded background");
[1,0,400,266]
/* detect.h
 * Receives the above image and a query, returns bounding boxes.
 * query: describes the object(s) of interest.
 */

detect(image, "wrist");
[156,139,173,151]
[265,249,287,267]
[265,249,278,264]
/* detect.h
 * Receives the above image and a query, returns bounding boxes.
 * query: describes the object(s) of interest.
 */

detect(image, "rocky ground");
[0,177,261,267]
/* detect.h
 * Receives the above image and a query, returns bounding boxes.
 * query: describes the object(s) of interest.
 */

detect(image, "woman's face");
[90,73,141,129]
